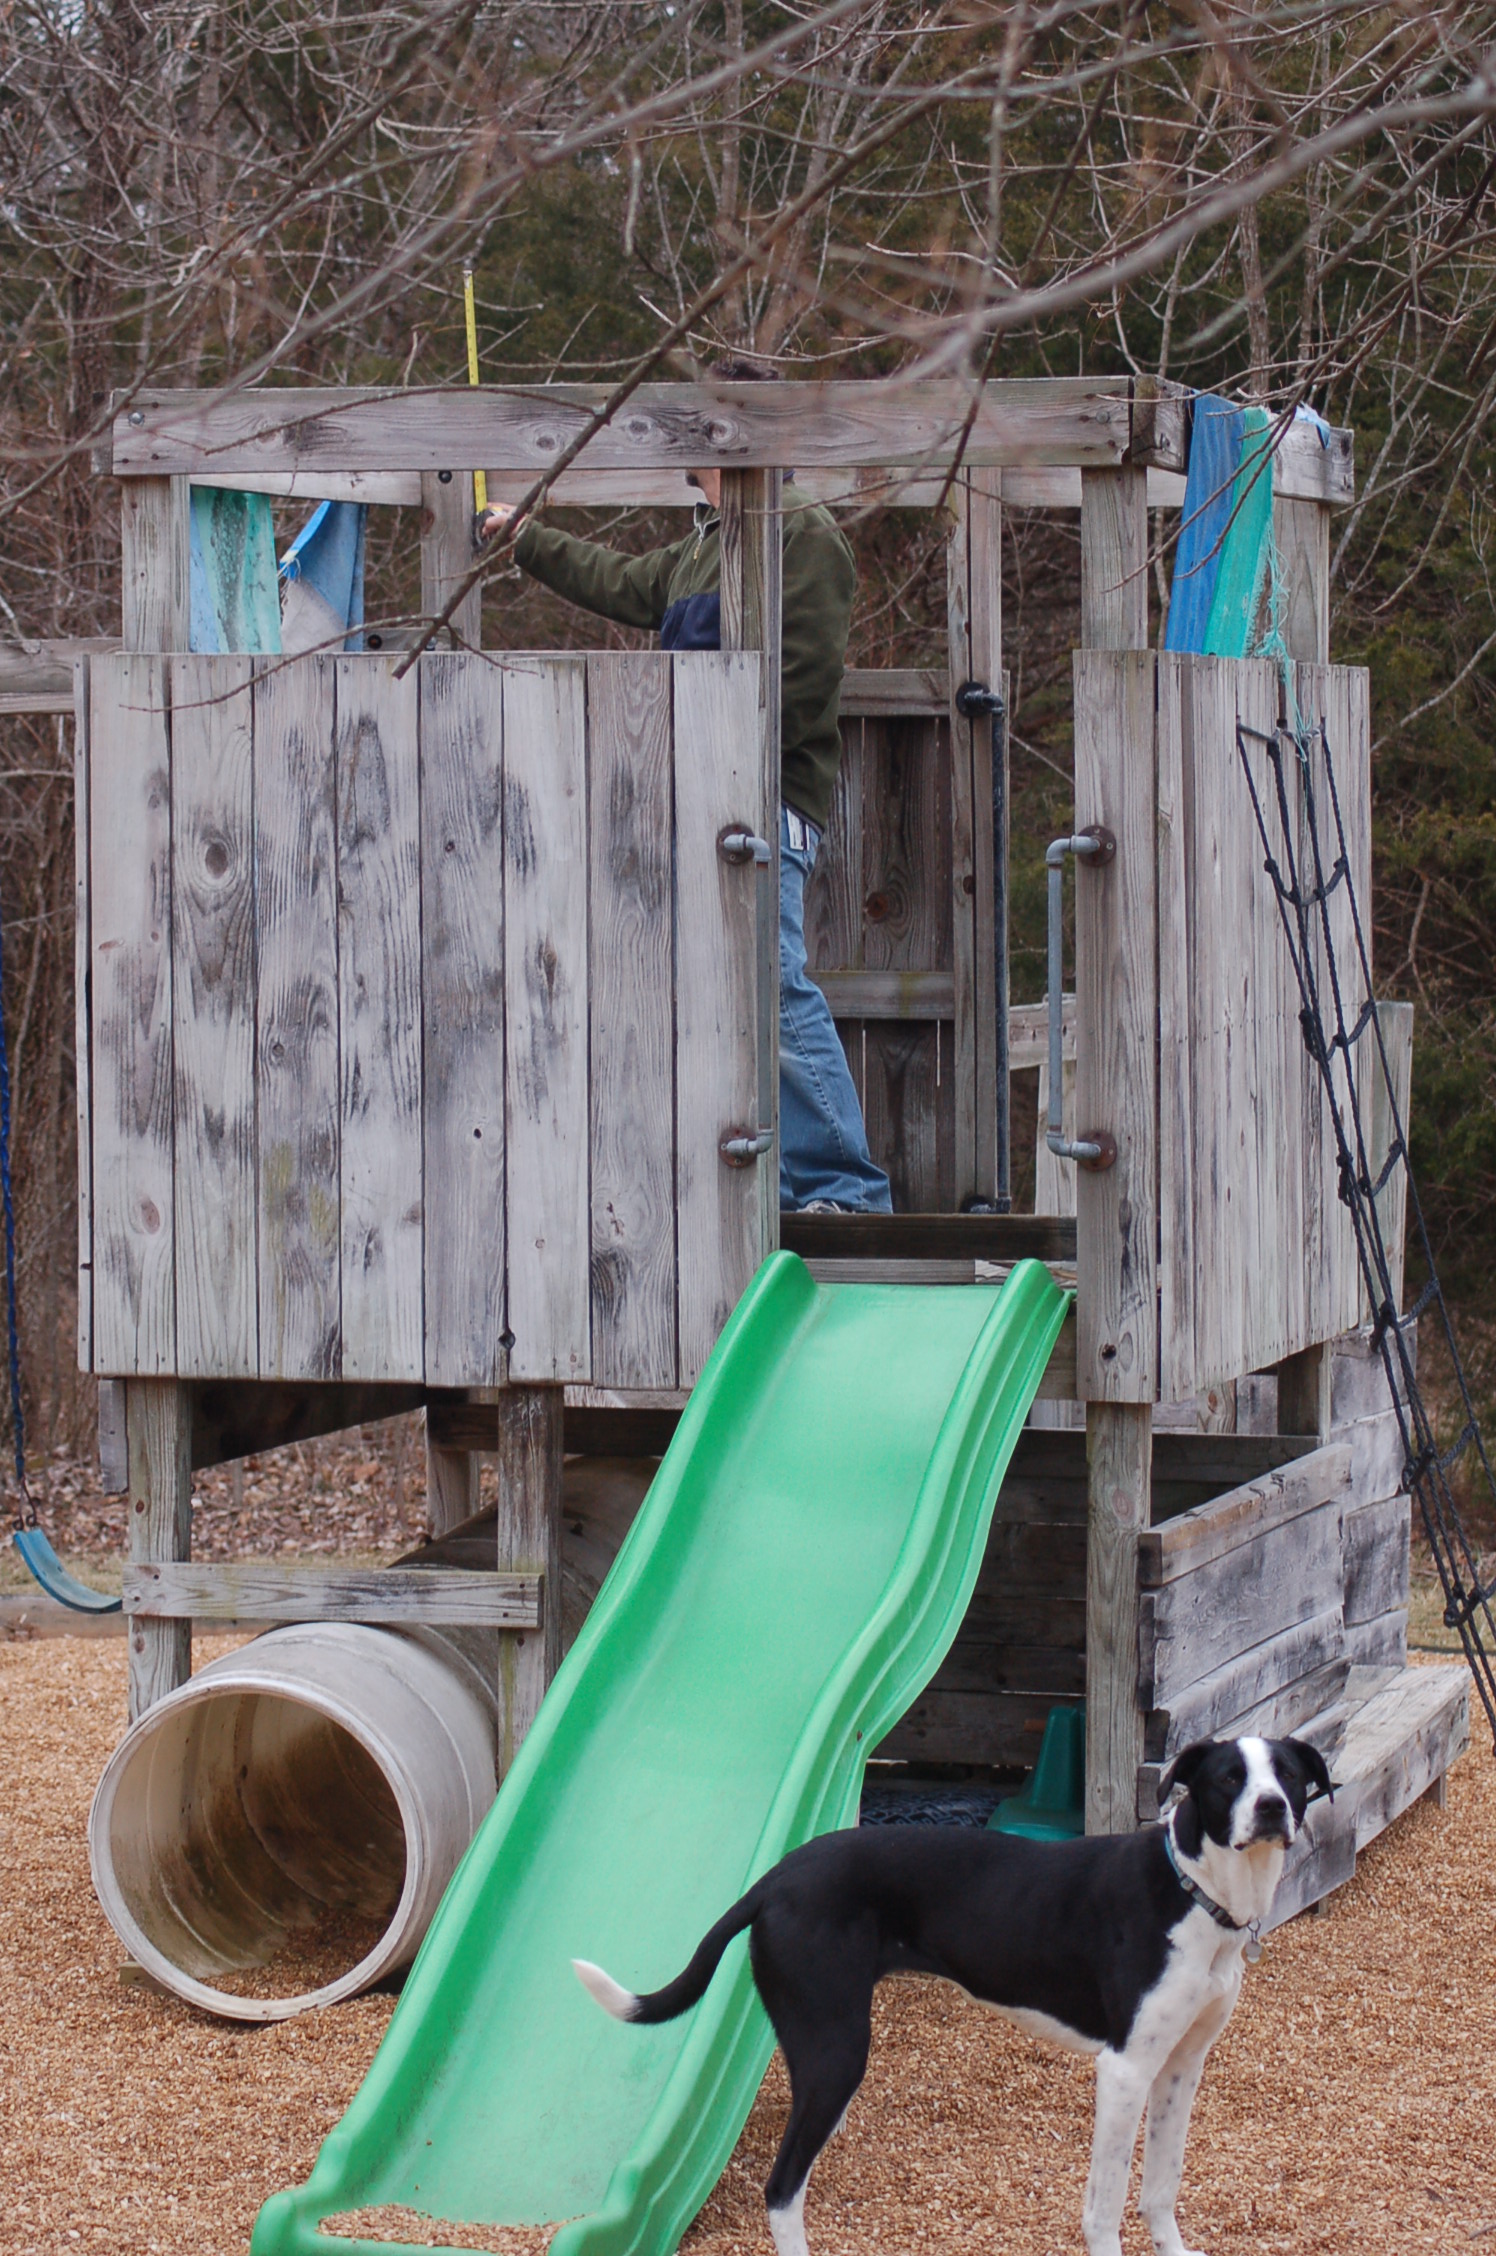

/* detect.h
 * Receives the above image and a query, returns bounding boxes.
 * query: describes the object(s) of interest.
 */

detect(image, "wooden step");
[1267,1660,1469,1927]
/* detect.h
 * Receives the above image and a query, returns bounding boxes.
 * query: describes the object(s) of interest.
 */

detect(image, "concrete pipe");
[88,1623,496,2023]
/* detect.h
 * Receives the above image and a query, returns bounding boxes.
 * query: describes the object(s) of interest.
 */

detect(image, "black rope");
[1236,704,1496,1745]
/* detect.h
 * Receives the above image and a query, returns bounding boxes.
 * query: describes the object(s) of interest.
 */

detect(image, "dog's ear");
[1278,1737,1335,1806]
[1160,1741,1215,1804]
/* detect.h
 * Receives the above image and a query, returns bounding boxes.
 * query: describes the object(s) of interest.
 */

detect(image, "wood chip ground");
[4,1634,1494,2255]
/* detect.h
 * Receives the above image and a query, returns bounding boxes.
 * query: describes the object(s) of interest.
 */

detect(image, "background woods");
[5,0,1496,1462]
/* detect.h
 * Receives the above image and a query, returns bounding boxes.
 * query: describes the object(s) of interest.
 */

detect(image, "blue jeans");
[779,809,893,1213]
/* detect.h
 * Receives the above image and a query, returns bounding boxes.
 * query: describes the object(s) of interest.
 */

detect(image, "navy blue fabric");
[658,591,722,651]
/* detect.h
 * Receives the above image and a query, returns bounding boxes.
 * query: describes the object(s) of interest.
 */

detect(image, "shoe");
[796,1199,854,1214]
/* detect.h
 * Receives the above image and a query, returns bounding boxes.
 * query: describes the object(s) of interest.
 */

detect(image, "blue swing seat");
[13,1524,122,1614]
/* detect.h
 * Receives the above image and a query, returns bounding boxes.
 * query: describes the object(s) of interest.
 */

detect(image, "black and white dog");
[574,1734,1332,2256]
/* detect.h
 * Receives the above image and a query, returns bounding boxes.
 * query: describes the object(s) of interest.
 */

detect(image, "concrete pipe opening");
[89,1623,496,2022]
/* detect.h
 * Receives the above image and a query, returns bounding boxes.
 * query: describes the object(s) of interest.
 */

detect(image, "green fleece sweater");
[513,496,855,829]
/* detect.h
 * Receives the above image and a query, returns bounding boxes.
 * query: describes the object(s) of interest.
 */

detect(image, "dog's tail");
[572,1878,768,2027]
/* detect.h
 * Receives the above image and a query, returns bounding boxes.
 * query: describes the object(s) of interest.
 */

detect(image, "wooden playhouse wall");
[80,648,770,1394]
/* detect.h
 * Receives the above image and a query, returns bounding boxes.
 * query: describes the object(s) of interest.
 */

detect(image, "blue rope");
[0,885,32,1521]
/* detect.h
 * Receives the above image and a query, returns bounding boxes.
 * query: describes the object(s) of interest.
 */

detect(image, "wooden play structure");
[57,373,1464,1907]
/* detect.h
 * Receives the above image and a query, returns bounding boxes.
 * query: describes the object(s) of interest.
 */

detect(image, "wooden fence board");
[170,654,257,1377]
[254,655,342,1380]
[420,655,506,1386]
[335,657,424,1381]
[91,655,176,1374]
[674,654,763,1383]
[1138,1442,1351,1584]
[1343,1493,1410,1624]
[125,1561,539,1627]
[587,652,677,1389]
[503,660,591,1382]
[1074,650,1157,1398]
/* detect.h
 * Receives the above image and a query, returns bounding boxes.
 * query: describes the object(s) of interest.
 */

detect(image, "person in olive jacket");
[479,449,891,1217]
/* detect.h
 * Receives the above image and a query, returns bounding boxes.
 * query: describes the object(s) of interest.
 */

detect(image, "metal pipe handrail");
[1046,828,1115,1168]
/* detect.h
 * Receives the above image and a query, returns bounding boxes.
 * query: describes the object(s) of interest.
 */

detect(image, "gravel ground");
[4,1634,1495,2256]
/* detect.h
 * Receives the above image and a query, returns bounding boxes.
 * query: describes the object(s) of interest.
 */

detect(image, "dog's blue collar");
[1164,1822,1263,1959]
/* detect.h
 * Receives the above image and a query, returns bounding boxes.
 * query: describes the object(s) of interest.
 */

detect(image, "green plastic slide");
[251,1252,1070,2256]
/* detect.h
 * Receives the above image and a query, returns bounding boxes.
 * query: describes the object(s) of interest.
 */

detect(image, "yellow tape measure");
[463,269,487,517]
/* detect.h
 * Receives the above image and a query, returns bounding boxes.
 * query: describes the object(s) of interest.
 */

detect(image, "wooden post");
[494,1384,563,1775]
[1276,1343,1332,1440]
[118,474,193,1717]
[426,1429,481,1538]
[419,472,482,649]
[719,467,782,1261]
[946,471,1003,1204]
[1273,496,1330,664]
[1080,461,1152,1835]
[1085,1400,1151,1833]
[121,477,190,652]
[126,1379,192,1719]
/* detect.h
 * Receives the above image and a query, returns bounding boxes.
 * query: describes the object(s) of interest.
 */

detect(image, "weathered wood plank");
[1142,1612,1348,1762]
[1342,1663,1468,1850]
[124,1560,540,1627]
[1073,648,1157,1398]
[857,1021,952,1213]
[170,656,258,1377]
[1368,1001,1414,1317]
[673,652,765,1382]
[126,1379,192,1718]
[503,660,591,1383]
[1138,1442,1352,1584]
[719,468,781,1267]
[190,1378,424,1467]
[161,447,1349,514]
[120,477,189,651]
[1343,1609,1408,1671]
[1273,495,1330,664]
[1343,1493,1410,1625]
[878,1688,1080,1768]
[1138,1505,1345,1704]
[587,653,677,1390]
[75,660,94,1370]
[839,669,948,717]
[112,378,1145,478]
[419,471,482,650]
[335,657,424,1381]
[1156,655,1194,1401]
[495,1385,564,1773]
[420,654,506,1387]
[425,1438,480,1538]
[254,654,342,1380]
[1342,1406,1405,1505]
[90,654,176,1375]
[777,1212,1075,1260]
[1086,1400,1151,1833]
[812,970,953,1020]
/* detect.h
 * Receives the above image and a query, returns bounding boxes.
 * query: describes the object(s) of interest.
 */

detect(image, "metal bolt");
[128,411,144,426]
[438,469,453,484]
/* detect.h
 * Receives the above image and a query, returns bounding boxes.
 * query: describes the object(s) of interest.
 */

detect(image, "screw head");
[438,469,453,484]
[128,410,144,426]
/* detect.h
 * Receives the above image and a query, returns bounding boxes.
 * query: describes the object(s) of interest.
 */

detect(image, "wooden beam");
[1273,496,1331,662]
[426,1435,481,1538]
[419,470,482,649]
[121,477,190,651]
[109,378,1152,479]
[494,1386,564,1775]
[0,637,118,714]
[838,667,947,716]
[1277,1341,1333,1439]
[946,472,1003,1202]
[1080,466,1149,648]
[777,1212,1076,1261]
[126,1379,192,1719]
[1085,1399,1151,1834]
[1137,1441,1352,1584]
[188,1379,426,1470]
[123,1561,539,1627]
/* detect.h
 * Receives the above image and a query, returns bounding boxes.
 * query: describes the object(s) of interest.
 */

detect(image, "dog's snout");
[1248,1793,1293,1844]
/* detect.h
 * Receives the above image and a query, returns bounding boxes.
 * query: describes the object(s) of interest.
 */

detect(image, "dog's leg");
[1137,1985,1237,2256]
[752,1913,874,2256]
[1082,2050,1151,2256]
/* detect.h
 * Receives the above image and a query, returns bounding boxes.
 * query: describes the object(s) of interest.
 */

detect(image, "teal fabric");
[189,487,282,653]
[1164,396,1243,653]
[1201,404,1274,658]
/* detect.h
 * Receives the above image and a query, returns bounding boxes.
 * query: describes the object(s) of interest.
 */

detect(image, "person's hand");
[477,503,518,543]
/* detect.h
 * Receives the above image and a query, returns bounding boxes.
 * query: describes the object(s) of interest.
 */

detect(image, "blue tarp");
[279,500,367,653]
